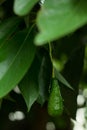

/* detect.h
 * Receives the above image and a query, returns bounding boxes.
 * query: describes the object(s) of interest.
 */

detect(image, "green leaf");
[14,0,39,16]
[54,69,73,90]
[38,54,52,105]
[35,0,87,45]
[0,28,36,98]
[0,17,21,44]
[19,57,40,111]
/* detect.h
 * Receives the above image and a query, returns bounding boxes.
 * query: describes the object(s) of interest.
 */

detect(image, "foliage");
[0,0,87,129]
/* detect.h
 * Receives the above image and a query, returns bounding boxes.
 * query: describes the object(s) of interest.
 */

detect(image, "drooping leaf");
[61,46,85,118]
[38,53,52,105]
[0,28,36,98]
[14,0,39,16]
[0,17,21,45]
[19,57,40,111]
[54,69,73,90]
[35,0,87,45]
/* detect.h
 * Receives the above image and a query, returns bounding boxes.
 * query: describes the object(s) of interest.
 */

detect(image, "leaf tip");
[13,1,25,16]
[34,33,47,46]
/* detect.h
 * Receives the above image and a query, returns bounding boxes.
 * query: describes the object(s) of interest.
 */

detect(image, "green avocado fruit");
[48,78,63,117]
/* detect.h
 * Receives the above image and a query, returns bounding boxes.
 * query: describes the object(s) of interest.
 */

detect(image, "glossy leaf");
[19,57,40,111]
[0,28,36,98]
[0,17,21,44]
[35,0,87,45]
[14,0,39,16]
